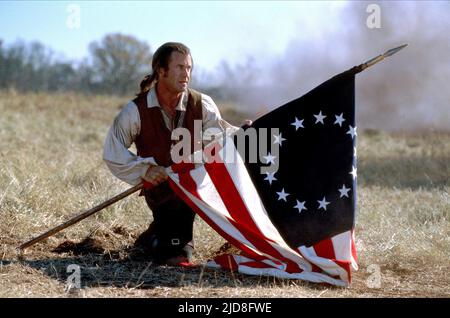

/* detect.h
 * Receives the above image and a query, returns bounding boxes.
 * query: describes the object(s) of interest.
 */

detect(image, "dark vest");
[133,88,203,167]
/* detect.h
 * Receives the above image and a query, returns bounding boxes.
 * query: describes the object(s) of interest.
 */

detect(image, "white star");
[264,172,277,185]
[294,200,307,213]
[317,197,330,211]
[350,166,357,180]
[314,111,326,124]
[334,113,346,127]
[263,152,276,165]
[273,133,286,146]
[338,184,351,198]
[291,117,304,130]
[346,125,357,139]
[276,188,290,202]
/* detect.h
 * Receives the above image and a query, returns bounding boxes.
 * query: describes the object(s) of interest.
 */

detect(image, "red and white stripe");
[298,230,358,284]
[168,140,357,286]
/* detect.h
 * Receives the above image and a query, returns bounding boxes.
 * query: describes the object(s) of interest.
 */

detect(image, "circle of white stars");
[262,109,357,215]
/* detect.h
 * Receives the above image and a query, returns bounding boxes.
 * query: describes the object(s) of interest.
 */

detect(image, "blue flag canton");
[244,72,357,248]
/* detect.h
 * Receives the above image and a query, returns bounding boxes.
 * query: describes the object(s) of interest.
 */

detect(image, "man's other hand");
[242,119,253,128]
[143,165,168,186]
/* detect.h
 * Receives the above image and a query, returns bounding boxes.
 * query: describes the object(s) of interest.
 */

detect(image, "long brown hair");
[138,42,192,95]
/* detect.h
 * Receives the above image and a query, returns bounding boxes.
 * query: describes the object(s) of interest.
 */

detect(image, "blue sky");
[0,1,346,71]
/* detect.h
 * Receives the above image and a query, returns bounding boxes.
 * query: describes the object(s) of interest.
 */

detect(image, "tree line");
[0,33,154,96]
[1,33,265,108]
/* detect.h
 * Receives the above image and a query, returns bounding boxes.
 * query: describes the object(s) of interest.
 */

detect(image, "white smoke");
[215,2,450,131]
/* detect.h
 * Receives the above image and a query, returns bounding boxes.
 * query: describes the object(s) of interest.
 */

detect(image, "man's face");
[158,52,192,94]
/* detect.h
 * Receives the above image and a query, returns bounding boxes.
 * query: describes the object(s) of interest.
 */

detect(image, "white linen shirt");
[103,86,237,185]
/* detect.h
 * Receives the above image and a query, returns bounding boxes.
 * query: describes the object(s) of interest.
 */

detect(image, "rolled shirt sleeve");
[201,94,239,142]
[103,101,157,185]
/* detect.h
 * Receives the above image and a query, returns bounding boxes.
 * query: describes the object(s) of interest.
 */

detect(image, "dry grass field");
[0,90,448,298]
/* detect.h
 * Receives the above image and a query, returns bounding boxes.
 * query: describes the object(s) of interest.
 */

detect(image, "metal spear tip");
[384,44,408,57]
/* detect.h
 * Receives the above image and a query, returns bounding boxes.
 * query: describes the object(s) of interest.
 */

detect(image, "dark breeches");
[140,182,196,262]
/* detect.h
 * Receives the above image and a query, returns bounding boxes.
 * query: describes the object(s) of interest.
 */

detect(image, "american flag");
[168,68,358,286]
